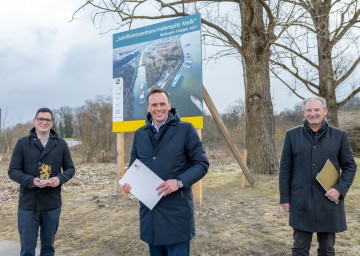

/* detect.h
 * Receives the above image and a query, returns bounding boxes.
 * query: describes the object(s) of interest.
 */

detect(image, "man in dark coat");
[121,88,209,256]
[8,107,75,256]
[279,97,357,255]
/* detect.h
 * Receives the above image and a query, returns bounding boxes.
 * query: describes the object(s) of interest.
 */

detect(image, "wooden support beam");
[240,149,247,189]
[193,129,203,206]
[202,85,255,187]
[116,133,125,195]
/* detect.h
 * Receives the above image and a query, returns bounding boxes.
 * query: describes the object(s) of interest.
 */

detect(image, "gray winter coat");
[279,120,357,233]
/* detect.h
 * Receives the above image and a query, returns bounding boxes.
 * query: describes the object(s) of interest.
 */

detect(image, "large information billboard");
[112,13,203,132]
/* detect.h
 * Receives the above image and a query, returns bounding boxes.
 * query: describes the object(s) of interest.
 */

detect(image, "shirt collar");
[151,119,167,132]
[36,133,50,148]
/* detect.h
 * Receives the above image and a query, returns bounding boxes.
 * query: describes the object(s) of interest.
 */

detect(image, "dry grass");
[1,157,359,256]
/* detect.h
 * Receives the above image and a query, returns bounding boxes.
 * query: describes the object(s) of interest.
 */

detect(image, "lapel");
[152,124,179,156]
[35,138,57,162]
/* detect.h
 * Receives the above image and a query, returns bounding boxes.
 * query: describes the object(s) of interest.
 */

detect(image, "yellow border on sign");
[112,116,203,132]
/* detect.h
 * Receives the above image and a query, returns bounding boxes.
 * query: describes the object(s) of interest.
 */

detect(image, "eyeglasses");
[36,117,53,123]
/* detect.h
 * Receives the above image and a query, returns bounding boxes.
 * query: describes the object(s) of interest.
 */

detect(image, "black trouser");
[148,241,190,256]
[292,228,335,256]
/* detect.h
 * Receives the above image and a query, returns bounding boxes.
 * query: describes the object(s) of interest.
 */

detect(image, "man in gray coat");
[279,97,357,255]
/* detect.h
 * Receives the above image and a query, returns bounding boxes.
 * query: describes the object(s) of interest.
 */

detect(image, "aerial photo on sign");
[112,13,203,132]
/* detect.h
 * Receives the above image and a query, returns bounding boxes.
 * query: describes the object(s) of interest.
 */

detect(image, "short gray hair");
[302,97,327,111]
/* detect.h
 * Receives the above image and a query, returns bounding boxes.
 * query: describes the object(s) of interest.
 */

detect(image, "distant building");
[63,138,81,148]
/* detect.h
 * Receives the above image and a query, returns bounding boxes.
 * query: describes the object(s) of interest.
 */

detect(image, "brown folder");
[316,159,339,191]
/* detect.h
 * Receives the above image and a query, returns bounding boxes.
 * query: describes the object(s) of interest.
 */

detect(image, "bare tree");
[239,1,278,174]
[223,99,246,148]
[73,0,281,174]
[0,109,29,158]
[0,122,33,160]
[272,0,360,126]
[55,106,75,138]
[76,96,116,162]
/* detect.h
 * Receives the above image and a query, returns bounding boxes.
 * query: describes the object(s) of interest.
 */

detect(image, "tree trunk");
[311,0,339,127]
[317,44,339,126]
[240,1,278,174]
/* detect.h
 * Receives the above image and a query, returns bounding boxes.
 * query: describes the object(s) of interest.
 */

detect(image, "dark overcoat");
[130,108,209,245]
[279,121,357,233]
[8,128,75,211]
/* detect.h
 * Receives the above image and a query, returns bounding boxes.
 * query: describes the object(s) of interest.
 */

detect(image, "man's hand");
[156,179,179,196]
[121,183,132,193]
[48,177,60,188]
[325,188,340,202]
[33,177,50,188]
[281,203,291,212]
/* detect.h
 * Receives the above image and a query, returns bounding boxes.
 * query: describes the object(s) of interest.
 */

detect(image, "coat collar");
[144,108,180,151]
[303,118,328,133]
[30,127,59,161]
[145,107,180,128]
[303,118,328,143]
[30,127,59,139]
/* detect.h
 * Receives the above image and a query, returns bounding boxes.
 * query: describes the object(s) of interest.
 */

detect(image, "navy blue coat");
[279,121,357,233]
[130,108,209,245]
[8,128,75,211]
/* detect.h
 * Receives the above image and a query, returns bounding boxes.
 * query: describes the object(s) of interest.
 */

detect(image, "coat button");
[153,156,156,160]
[313,146,316,149]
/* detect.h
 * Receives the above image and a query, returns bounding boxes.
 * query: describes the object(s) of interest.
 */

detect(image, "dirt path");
[1,162,359,255]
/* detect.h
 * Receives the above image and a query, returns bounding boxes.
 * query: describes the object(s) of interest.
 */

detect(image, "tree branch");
[336,56,360,86]
[270,71,307,100]
[272,42,318,68]
[337,86,360,108]
[332,8,360,46]
[270,59,319,95]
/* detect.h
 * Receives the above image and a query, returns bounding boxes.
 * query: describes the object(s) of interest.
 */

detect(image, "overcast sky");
[0,1,303,128]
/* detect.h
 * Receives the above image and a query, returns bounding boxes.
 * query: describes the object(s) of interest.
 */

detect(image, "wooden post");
[202,85,255,187]
[240,149,247,189]
[116,133,125,195]
[193,129,203,206]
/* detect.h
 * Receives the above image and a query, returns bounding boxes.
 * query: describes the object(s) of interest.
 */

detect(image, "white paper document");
[119,159,164,210]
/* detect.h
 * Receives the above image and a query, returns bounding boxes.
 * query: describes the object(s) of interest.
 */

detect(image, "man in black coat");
[8,107,75,256]
[121,88,209,256]
[279,97,357,255]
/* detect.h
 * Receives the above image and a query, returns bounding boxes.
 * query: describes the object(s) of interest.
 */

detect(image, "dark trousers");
[292,228,335,256]
[148,241,190,256]
[18,207,61,256]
